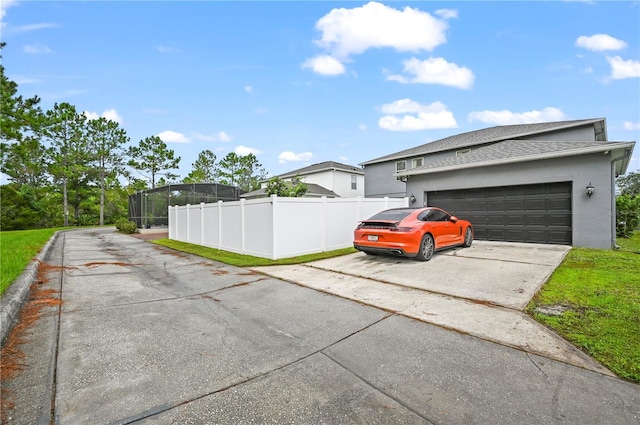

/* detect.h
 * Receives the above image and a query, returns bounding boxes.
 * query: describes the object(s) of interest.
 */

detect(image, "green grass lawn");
[526,231,640,383]
[0,228,60,295]
[151,238,357,267]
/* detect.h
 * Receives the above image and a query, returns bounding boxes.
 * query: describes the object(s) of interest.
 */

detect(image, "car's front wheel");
[463,227,473,247]
[415,233,434,261]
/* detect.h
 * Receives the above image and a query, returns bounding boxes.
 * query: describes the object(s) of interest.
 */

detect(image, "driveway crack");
[115,313,395,424]
[322,350,436,425]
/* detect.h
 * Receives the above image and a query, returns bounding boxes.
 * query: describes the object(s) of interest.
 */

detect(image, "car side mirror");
[450,216,458,223]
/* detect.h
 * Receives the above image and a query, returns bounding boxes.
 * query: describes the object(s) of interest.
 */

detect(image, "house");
[360,118,636,249]
[242,161,365,199]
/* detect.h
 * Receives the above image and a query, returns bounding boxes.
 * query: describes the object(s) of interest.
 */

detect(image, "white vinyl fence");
[168,195,408,260]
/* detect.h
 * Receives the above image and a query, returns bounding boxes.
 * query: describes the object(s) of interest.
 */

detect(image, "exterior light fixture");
[585,182,595,198]
[409,193,416,204]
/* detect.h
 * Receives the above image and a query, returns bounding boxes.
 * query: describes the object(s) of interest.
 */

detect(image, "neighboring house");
[361,118,636,249]
[242,161,365,199]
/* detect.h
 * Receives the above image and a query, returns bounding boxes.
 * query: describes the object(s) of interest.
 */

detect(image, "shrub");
[115,219,137,234]
[616,194,640,238]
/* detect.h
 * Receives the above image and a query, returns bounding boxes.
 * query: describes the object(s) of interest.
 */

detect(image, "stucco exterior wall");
[295,170,364,198]
[405,153,615,249]
[331,171,365,197]
[363,162,406,198]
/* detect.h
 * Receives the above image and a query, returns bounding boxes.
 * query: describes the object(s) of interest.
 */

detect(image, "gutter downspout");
[610,149,633,249]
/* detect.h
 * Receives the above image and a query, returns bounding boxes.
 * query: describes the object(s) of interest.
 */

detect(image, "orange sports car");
[353,207,473,261]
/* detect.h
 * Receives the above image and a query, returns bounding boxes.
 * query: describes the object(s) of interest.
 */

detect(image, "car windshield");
[367,209,414,221]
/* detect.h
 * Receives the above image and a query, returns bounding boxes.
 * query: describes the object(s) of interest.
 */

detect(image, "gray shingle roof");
[397,139,634,176]
[277,161,363,178]
[241,183,339,199]
[362,118,605,165]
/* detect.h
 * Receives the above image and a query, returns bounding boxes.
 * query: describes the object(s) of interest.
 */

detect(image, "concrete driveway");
[3,229,639,425]
[251,241,612,374]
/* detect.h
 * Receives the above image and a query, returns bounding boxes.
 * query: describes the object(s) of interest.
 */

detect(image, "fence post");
[218,200,223,249]
[200,202,205,246]
[186,204,191,243]
[321,196,328,252]
[271,194,278,260]
[240,198,246,254]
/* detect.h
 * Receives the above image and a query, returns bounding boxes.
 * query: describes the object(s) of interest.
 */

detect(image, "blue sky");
[2,0,639,181]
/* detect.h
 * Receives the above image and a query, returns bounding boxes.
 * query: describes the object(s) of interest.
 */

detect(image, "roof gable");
[276,161,364,179]
[362,118,606,166]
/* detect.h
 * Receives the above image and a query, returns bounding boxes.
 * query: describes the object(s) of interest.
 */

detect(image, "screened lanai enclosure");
[128,183,244,229]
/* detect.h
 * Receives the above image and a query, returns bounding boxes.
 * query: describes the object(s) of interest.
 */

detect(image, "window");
[420,209,449,222]
[396,161,407,172]
[351,174,357,190]
[412,157,423,168]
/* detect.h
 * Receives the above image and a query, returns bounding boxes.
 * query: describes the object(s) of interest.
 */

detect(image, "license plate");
[367,235,378,241]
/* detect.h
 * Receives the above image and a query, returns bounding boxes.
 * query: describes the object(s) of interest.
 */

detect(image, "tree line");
[0,43,268,231]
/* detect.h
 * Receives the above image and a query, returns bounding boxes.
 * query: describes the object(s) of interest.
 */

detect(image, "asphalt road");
[2,228,639,425]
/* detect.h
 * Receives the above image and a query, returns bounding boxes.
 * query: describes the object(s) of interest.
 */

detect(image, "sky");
[1,0,639,182]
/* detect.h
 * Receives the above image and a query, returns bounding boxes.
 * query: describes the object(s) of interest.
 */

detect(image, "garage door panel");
[488,201,504,211]
[507,216,525,226]
[506,200,524,211]
[526,215,546,226]
[548,183,572,195]
[549,231,571,244]
[549,214,571,227]
[507,187,526,196]
[526,199,546,211]
[488,215,505,225]
[426,182,572,245]
[549,198,571,210]
[487,187,506,197]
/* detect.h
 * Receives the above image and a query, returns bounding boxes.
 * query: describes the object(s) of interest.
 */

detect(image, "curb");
[0,231,60,347]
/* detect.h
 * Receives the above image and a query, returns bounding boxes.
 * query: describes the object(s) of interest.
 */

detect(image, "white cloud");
[576,34,626,51]
[378,100,457,131]
[380,99,446,115]
[301,55,346,76]
[278,151,314,163]
[606,56,640,79]
[468,107,568,125]
[84,111,100,121]
[235,145,263,156]
[245,86,253,94]
[624,121,640,131]
[13,76,42,84]
[358,124,367,131]
[387,57,474,89]
[0,0,18,23]
[102,109,123,123]
[24,43,53,54]
[12,23,59,33]
[434,9,458,20]
[218,131,232,142]
[83,108,123,124]
[314,2,450,60]
[157,130,189,143]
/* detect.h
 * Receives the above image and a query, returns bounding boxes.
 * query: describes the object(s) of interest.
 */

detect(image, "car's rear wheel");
[415,234,434,261]
[463,227,473,247]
